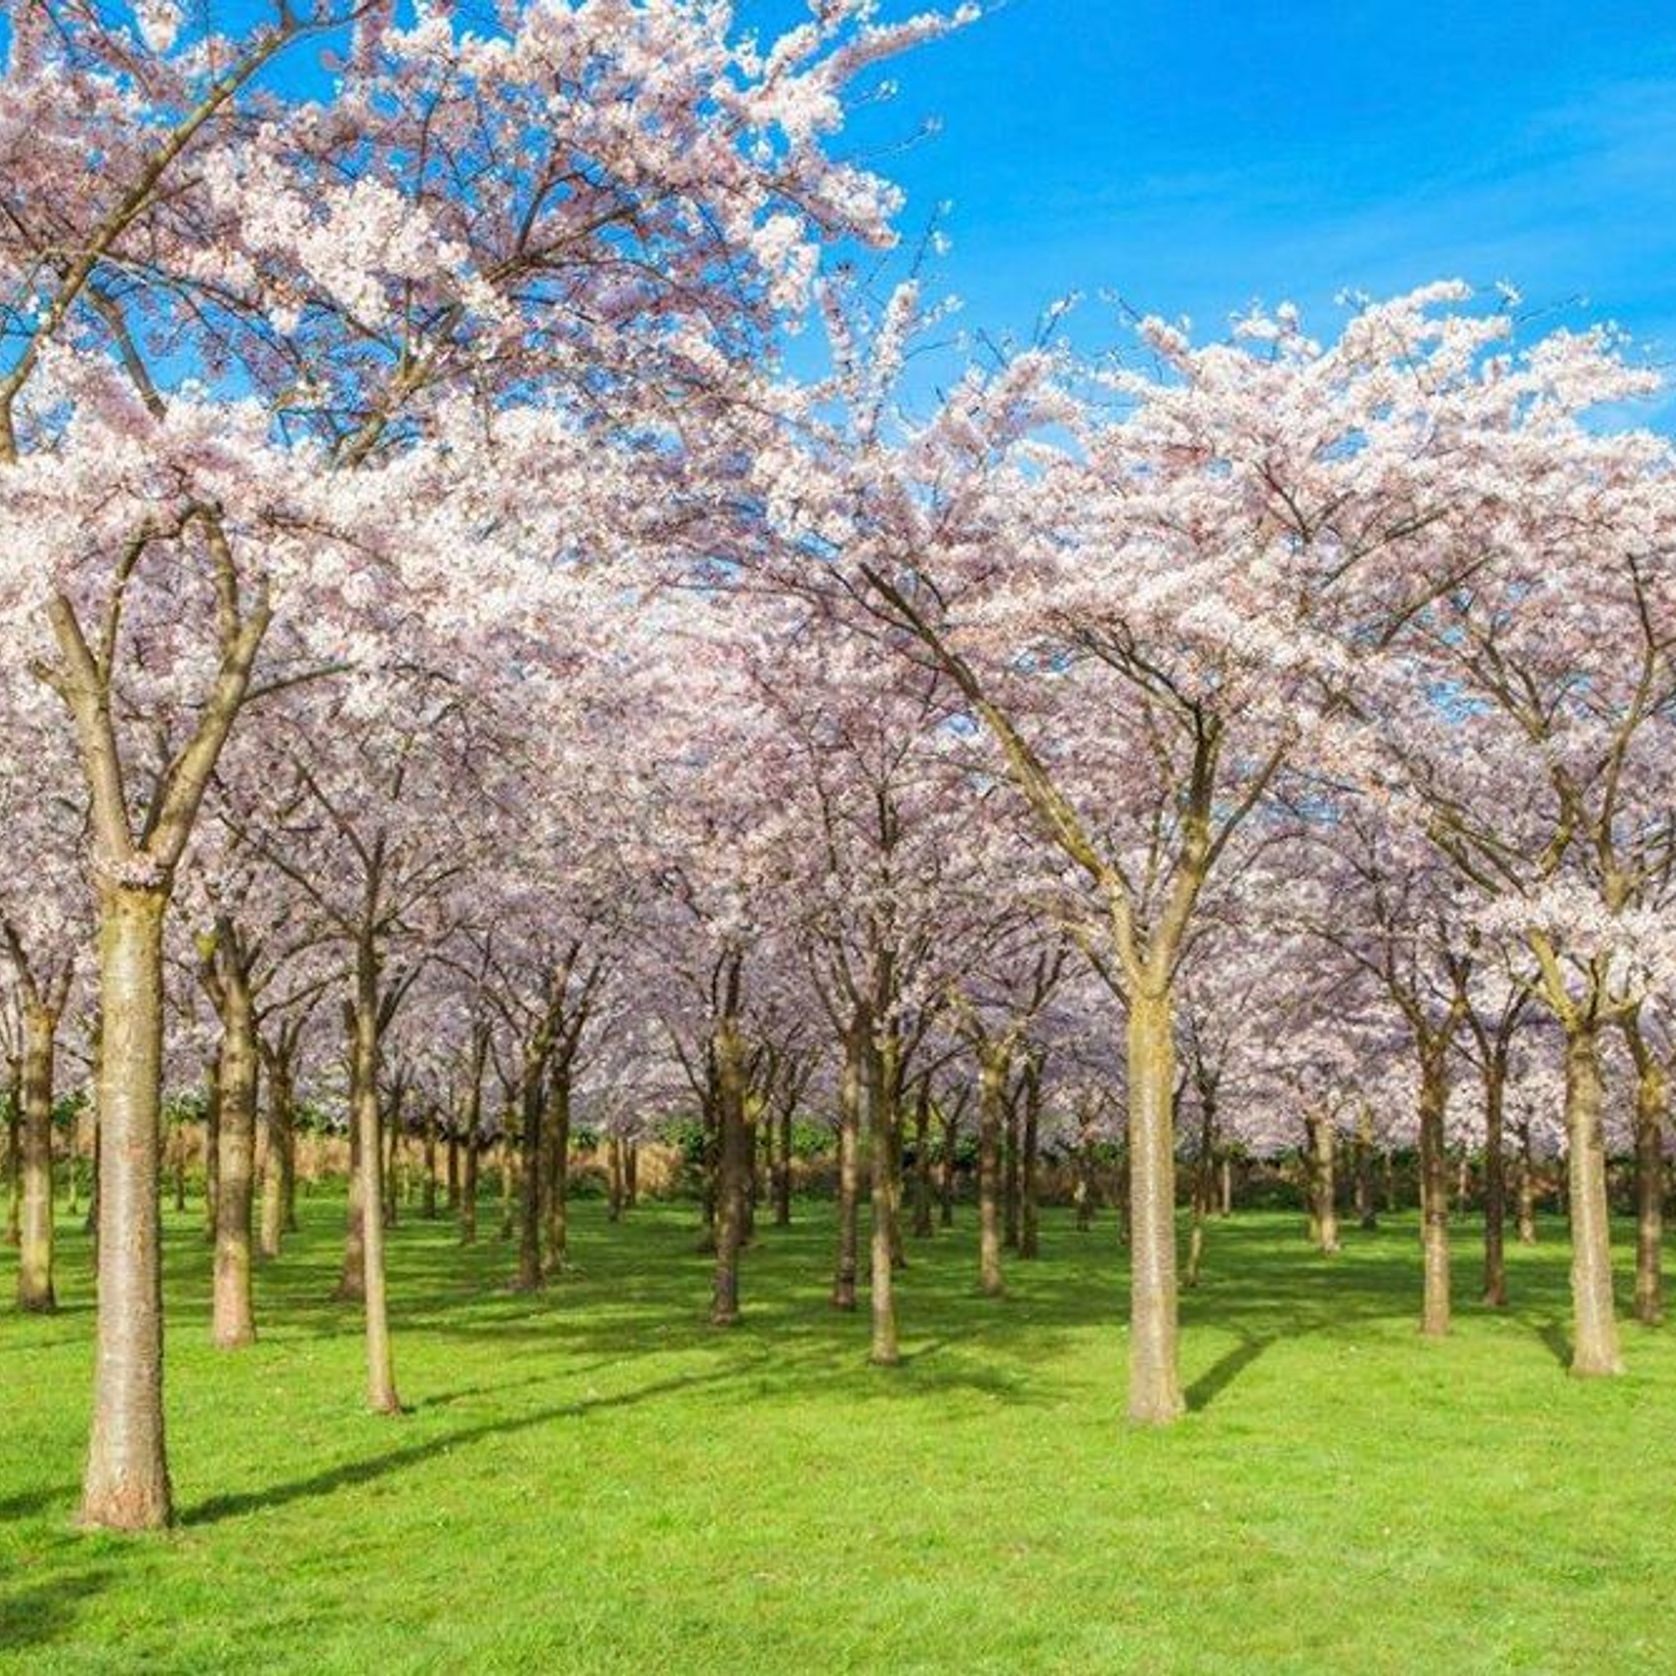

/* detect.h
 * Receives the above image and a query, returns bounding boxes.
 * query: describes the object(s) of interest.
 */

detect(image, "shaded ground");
[2,1187,1674,1673]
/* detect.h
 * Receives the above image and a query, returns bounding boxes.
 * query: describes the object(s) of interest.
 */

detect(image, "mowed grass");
[3,1187,1676,1675]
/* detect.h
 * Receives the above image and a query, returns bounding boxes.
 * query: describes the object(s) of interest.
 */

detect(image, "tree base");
[1570,1353,1627,1378]
[78,1480,172,1533]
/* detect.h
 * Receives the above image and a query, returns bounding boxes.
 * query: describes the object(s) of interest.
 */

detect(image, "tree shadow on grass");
[0,1566,112,1653]
[1536,1319,1572,1370]
[1185,1335,1272,1413]
[180,1362,766,1528]
[0,1483,78,1520]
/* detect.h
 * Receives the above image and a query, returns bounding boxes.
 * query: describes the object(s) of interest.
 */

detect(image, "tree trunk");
[1020,1057,1041,1260]
[5,1056,21,1248]
[337,1106,366,1302]
[422,1105,439,1220]
[211,974,258,1349]
[1624,1018,1666,1326]
[499,1126,518,1243]
[938,1108,957,1227]
[352,941,400,1413]
[1117,1146,1132,1247]
[382,1083,401,1230]
[337,1006,367,1303]
[882,1078,905,1270]
[64,1103,79,1216]
[1126,989,1184,1424]
[80,886,172,1531]
[449,1030,481,1244]
[259,1055,293,1262]
[1562,1024,1623,1375]
[1481,1052,1508,1307]
[1418,1054,1451,1338]
[1185,1103,1214,1288]
[1313,1110,1340,1255]
[1634,1093,1665,1326]
[977,1044,1007,1298]
[773,1100,792,1227]
[711,1011,749,1326]
[461,1127,480,1245]
[1073,1107,1096,1232]
[542,1072,571,1280]
[625,1142,638,1209]
[867,1036,899,1365]
[514,1070,544,1291]
[172,1125,186,1214]
[1002,1084,1021,1252]
[1516,1122,1538,1245]
[202,1054,220,1244]
[831,1015,863,1310]
[85,1106,100,1251]
[17,1004,58,1312]
[1219,1154,1233,1218]
[607,1133,624,1223]
[446,1121,460,1213]
[911,1084,934,1239]
[1353,1105,1376,1230]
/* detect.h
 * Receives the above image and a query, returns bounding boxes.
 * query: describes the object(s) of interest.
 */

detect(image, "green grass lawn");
[3,1189,1674,1674]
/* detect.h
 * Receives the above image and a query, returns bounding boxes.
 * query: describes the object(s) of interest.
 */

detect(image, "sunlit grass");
[3,1186,1674,1673]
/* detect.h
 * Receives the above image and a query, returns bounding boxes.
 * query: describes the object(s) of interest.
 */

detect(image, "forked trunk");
[80,886,172,1531]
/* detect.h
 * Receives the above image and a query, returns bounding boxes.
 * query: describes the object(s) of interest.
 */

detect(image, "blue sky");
[801,0,1676,385]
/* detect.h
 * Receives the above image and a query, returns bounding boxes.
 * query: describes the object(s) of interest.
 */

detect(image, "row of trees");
[4,1,1674,1531]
